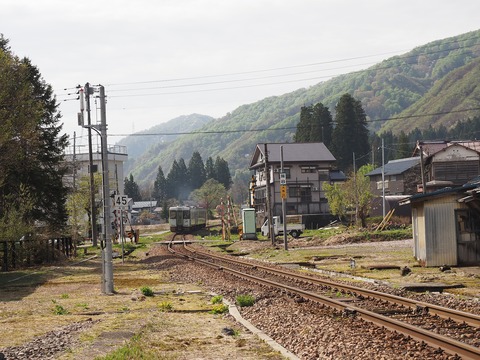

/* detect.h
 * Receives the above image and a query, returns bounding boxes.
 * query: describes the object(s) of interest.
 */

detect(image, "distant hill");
[118,114,213,175]
[120,29,480,188]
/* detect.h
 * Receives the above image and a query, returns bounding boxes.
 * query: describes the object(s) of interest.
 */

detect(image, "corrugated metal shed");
[423,196,461,266]
[407,184,479,267]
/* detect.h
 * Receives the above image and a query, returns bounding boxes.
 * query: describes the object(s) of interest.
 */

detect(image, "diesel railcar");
[169,206,207,233]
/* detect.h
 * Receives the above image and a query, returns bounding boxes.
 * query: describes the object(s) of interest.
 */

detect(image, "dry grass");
[0,242,285,360]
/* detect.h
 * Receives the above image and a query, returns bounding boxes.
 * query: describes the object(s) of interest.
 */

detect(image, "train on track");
[169,206,207,233]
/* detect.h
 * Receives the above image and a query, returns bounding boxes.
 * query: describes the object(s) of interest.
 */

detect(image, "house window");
[289,186,312,202]
[376,180,389,190]
[301,165,317,173]
[318,169,329,181]
[434,161,479,183]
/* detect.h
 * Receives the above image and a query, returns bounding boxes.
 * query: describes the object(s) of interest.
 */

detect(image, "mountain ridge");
[120,29,480,188]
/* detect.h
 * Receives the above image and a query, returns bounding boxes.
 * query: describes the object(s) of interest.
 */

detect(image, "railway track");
[167,237,480,360]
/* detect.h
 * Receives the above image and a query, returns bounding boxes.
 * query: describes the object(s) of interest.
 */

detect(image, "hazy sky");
[2,0,480,148]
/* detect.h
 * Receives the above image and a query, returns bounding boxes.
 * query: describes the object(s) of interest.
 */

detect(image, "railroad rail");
[182,242,480,328]
[167,239,480,360]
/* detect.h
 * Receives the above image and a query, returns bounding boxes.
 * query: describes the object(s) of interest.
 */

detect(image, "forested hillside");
[120,114,213,174]
[122,29,480,189]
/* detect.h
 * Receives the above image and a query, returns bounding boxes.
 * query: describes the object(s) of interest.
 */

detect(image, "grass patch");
[140,286,155,297]
[236,294,255,307]
[51,300,69,315]
[95,334,156,360]
[158,301,173,312]
[211,295,223,304]
[210,303,229,314]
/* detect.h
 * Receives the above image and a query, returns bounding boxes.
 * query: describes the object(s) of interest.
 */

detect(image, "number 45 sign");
[114,195,130,209]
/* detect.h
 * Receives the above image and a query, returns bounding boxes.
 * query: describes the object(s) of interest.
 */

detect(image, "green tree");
[294,105,314,142]
[324,164,374,227]
[187,151,206,190]
[205,156,215,180]
[66,174,102,238]
[214,156,232,189]
[294,102,333,146]
[177,158,189,200]
[346,164,374,227]
[124,174,142,201]
[331,94,370,171]
[0,35,69,233]
[152,165,167,202]
[396,131,412,159]
[312,102,333,147]
[166,160,181,199]
[323,182,349,221]
[189,179,226,220]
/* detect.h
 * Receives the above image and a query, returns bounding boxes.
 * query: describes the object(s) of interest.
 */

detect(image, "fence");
[0,237,75,272]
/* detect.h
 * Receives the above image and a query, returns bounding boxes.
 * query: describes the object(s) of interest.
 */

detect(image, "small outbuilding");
[403,183,480,267]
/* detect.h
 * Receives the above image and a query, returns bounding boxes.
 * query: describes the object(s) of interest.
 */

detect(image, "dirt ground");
[0,245,285,360]
[1,229,478,359]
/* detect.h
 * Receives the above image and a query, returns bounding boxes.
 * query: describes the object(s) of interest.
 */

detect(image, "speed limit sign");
[114,195,129,209]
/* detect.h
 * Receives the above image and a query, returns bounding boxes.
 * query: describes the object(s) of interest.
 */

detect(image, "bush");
[211,295,223,304]
[210,304,229,314]
[158,301,173,312]
[236,294,255,307]
[52,304,68,315]
[140,286,154,297]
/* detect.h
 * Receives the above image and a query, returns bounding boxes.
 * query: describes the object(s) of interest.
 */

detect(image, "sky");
[2,0,480,149]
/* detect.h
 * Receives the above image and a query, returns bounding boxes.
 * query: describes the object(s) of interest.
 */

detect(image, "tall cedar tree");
[187,151,206,190]
[124,174,142,201]
[294,103,333,147]
[312,102,333,147]
[177,158,189,200]
[294,105,314,142]
[214,156,232,189]
[331,94,369,171]
[205,157,215,180]
[152,165,167,202]
[166,160,181,199]
[0,37,69,231]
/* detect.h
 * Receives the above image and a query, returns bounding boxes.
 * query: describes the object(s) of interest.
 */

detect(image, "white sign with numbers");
[114,195,129,209]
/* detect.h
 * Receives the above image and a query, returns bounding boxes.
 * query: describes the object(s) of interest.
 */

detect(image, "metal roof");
[403,182,480,204]
[249,142,336,168]
[132,201,157,209]
[414,140,480,157]
[367,157,420,176]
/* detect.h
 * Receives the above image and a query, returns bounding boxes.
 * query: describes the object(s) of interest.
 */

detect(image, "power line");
[56,32,480,99]
[106,107,480,137]
[105,33,480,89]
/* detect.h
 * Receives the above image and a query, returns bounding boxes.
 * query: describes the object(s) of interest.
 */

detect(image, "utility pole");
[99,85,114,294]
[78,83,113,295]
[264,144,274,245]
[353,152,358,225]
[381,138,385,218]
[83,84,98,247]
[281,146,287,250]
[420,144,426,194]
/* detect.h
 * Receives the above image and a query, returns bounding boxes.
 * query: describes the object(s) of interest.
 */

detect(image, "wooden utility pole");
[264,144,274,245]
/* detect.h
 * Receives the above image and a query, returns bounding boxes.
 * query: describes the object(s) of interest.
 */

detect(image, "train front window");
[183,210,190,219]
[169,210,176,219]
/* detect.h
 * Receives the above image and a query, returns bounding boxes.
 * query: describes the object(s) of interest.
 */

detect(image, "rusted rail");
[168,242,480,360]
[184,243,480,328]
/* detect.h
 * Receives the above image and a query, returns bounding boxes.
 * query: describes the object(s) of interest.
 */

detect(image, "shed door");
[455,209,480,266]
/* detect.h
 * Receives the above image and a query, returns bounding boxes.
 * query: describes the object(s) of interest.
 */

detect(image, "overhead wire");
[106,107,480,137]
[56,32,480,99]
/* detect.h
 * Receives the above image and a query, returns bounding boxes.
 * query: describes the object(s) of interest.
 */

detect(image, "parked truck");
[261,215,305,238]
